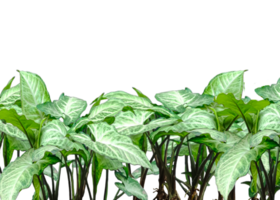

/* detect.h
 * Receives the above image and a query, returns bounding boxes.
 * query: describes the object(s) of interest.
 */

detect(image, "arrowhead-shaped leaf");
[258,104,280,132]
[0,76,15,97]
[255,79,280,102]
[0,149,60,200]
[69,122,152,169]
[0,84,20,106]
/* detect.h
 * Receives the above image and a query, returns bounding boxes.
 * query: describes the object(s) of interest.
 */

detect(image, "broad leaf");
[255,79,280,102]
[0,84,20,106]
[115,171,148,200]
[0,120,28,140]
[69,122,152,169]
[37,93,87,125]
[0,149,60,200]
[19,70,51,123]
[258,104,280,132]
[203,70,247,100]
[215,93,270,133]
[215,134,278,200]
[0,76,15,97]
[0,108,39,146]
[70,98,125,132]
[132,160,159,179]
[188,133,231,153]
[40,120,90,161]
[155,89,214,113]
[113,110,179,136]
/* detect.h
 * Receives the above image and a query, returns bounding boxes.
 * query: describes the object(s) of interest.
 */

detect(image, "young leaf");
[132,87,152,104]
[215,93,269,132]
[0,76,15,97]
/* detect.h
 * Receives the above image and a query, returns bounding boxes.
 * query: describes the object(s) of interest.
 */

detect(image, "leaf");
[32,145,61,162]
[132,87,152,104]
[69,122,152,169]
[0,108,40,137]
[0,149,60,200]
[19,70,51,123]
[3,135,14,167]
[215,134,278,200]
[189,128,227,142]
[115,171,148,200]
[255,79,280,102]
[258,104,280,132]
[215,93,270,132]
[155,89,214,113]
[104,91,151,109]
[40,120,90,161]
[132,160,159,179]
[203,70,247,100]
[37,93,87,126]
[249,130,279,147]
[6,135,31,151]
[188,133,231,153]
[113,110,179,136]
[224,131,242,145]
[0,76,15,97]
[70,98,126,132]
[0,84,20,106]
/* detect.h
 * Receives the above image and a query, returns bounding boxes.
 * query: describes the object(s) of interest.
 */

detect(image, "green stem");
[37,175,48,200]
[63,156,72,200]
[259,159,273,199]
[254,161,266,199]
[2,134,7,169]
[197,152,219,200]
[113,189,120,200]
[55,163,62,200]
[70,160,75,200]
[92,153,97,200]
[50,165,55,200]
[42,174,53,200]
[78,156,82,188]
[103,169,109,200]
[236,178,241,200]
[272,139,280,198]
[116,192,124,199]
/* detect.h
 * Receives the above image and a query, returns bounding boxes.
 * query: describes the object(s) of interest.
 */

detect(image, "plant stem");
[71,159,75,197]
[37,175,48,200]
[259,158,273,199]
[50,165,55,200]
[103,169,109,200]
[197,152,219,200]
[55,163,62,200]
[236,178,240,200]
[64,156,72,200]
[113,189,120,200]
[254,161,266,199]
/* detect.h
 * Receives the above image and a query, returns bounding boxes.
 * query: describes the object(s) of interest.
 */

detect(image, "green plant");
[0,69,280,200]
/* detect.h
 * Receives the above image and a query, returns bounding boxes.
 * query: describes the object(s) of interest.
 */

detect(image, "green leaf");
[224,131,242,145]
[43,165,58,181]
[0,82,20,106]
[69,122,152,169]
[215,93,269,132]
[115,171,148,200]
[3,135,14,167]
[132,160,159,179]
[32,145,61,162]
[215,134,278,200]
[0,76,15,99]
[37,93,87,126]
[113,110,178,136]
[189,128,227,142]
[249,130,279,147]
[104,91,151,110]
[0,149,60,200]
[6,134,31,151]
[132,87,152,104]
[203,70,247,100]
[19,71,51,124]
[155,89,214,113]
[0,120,28,140]
[188,133,231,153]
[255,79,280,102]
[40,120,90,161]
[258,104,280,132]
[70,98,126,132]
[0,108,40,139]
